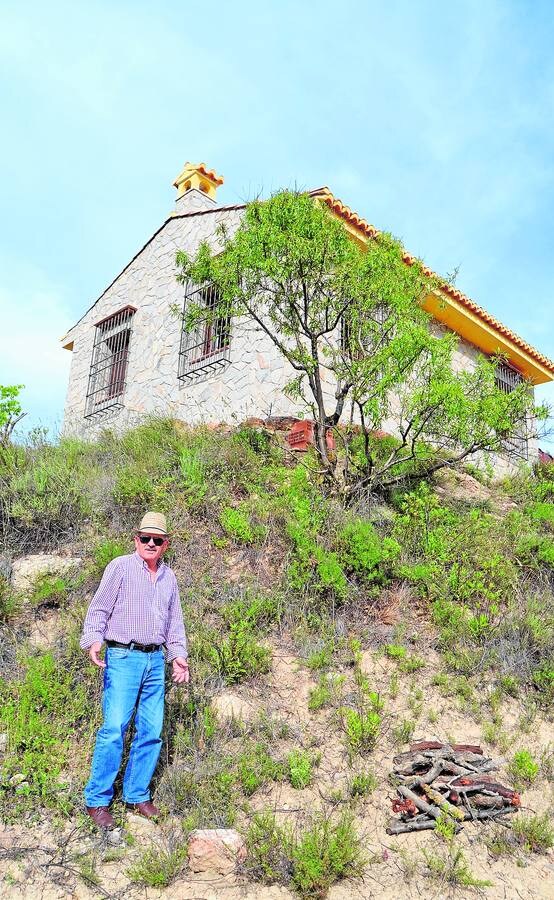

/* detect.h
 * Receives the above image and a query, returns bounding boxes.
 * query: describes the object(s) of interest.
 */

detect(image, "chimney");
[172,162,224,214]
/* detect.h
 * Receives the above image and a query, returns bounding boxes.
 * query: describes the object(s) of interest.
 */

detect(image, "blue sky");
[1,0,553,447]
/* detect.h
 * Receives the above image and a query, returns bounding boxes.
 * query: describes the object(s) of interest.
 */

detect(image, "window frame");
[84,306,136,418]
[178,282,231,381]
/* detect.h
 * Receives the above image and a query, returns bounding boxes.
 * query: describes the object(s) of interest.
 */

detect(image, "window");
[85,307,135,417]
[178,282,231,380]
[494,360,528,459]
[495,360,523,394]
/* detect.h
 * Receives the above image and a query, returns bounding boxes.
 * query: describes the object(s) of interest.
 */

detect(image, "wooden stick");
[397,786,442,821]
[387,817,436,835]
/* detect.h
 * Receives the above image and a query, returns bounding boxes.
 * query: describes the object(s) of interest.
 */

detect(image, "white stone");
[11,554,82,595]
[211,692,253,723]
[187,828,247,875]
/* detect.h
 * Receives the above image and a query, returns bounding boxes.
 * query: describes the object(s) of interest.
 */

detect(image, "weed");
[237,744,283,796]
[127,843,187,887]
[388,671,399,698]
[92,537,129,576]
[30,573,69,609]
[0,575,18,623]
[209,622,271,684]
[349,771,377,798]
[399,655,425,674]
[342,706,381,755]
[245,811,292,884]
[291,811,365,898]
[508,750,540,786]
[434,812,457,844]
[512,813,554,853]
[393,718,415,746]
[219,505,257,544]
[423,847,492,887]
[384,644,406,660]
[287,750,317,789]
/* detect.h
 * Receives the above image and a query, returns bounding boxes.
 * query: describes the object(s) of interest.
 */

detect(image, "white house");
[61,162,554,469]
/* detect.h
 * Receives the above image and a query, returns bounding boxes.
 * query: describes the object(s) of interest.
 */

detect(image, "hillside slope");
[0,419,553,898]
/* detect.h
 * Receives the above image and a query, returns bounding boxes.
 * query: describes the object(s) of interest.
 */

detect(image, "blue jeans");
[84,647,165,807]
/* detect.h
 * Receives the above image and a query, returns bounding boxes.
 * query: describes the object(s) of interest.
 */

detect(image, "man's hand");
[172,657,190,684]
[88,641,106,669]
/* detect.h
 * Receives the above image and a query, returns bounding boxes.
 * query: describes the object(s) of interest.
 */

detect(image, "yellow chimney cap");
[173,162,224,200]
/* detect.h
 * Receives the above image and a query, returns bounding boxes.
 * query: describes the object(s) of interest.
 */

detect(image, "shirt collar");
[133,551,166,572]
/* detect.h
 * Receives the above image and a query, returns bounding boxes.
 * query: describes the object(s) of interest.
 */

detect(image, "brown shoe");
[86,805,115,829]
[126,800,160,819]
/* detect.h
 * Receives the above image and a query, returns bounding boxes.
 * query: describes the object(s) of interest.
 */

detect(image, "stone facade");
[61,188,537,474]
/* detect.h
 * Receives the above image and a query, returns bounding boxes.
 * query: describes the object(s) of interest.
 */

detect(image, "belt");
[106,640,163,653]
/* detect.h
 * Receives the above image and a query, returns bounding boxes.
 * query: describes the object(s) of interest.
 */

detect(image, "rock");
[11,554,82,595]
[0,733,7,753]
[187,828,247,875]
[29,611,64,650]
[125,812,160,842]
[9,773,27,787]
[211,692,253,723]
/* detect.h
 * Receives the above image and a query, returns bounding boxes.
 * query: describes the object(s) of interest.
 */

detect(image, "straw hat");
[137,512,169,535]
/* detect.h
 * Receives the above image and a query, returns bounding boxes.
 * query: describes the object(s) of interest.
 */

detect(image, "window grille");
[178,283,231,380]
[495,360,523,394]
[85,307,135,418]
[494,360,528,459]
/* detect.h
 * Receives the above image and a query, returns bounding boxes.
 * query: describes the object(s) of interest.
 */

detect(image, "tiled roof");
[195,163,224,186]
[312,188,554,376]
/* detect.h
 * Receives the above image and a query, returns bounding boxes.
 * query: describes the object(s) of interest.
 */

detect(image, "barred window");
[85,307,135,418]
[495,360,524,394]
[178,283,231,380]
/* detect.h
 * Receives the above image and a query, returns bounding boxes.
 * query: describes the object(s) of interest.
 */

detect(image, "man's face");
[134,531,169,566]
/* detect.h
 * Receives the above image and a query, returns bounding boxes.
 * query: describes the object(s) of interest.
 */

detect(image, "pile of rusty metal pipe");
[387,741,520,835]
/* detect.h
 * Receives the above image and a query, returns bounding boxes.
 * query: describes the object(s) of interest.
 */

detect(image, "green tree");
[0,385,25,446]
[176,191,542,498]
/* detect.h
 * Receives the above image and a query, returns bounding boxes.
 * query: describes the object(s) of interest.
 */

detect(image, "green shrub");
[222,593,280,631]
[508,750,539,786]
[209,622,271,684]
[113,468,156,507]
[291,812,365,898]
[0,651,90,810]
[512,813,554,853]
[423,847,492,887]
[342,707,381,754]
[92,537,129,575]
[246,811,291,884]
[338,519,399,583]
[127,844,187,887]
[287,750,317,789]
[30,573,70,608]
[219,504,265,544]
[349,771,377,798]
[237,744,283,796]
[180,446,208,508]
[156,760,237,828]
[526,502,554,529]
[384,644,406,660]
[393,718,415,745]
[0,575,18,623]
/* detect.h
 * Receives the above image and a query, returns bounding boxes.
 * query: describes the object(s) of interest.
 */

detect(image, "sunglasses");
[138,534,166,546]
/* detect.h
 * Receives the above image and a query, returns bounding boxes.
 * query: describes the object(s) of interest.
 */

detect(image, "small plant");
[287,750,317,789]
[306,642,334,671]
[30,573,69,609]
[291,812,365,899]
[399,655,425,674]
[245,811,290,884]
[219,505,257,544]
[237,744,283,796]
[508,749,539,786]
[388,671,399,698]
[126,843,187,887]
[308,675,333,711]
[342,706,381,755]
[393,718,415,746]
[92,537,129,575]
[434,812,456,844]
[0,575,19,623]
[512,813,554,853]
[385,644,407,660]
[424,847,492,887]
[349,771,377,798]
[210,622,271,684]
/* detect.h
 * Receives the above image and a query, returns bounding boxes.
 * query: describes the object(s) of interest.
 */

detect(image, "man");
[80,511,189,828]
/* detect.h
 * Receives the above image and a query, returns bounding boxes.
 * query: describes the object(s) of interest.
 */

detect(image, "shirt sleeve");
[165,576,188,662]
[80,557,124,649]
